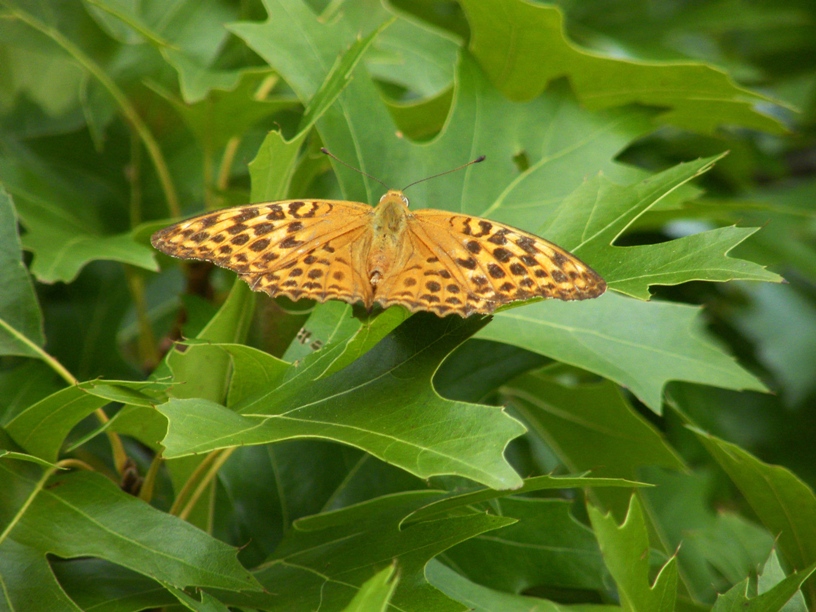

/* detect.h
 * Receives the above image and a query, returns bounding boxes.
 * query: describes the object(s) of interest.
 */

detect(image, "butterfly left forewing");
[373,209,606,317]
[151,199,376,307]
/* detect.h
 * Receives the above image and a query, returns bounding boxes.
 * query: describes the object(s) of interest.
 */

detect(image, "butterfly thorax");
[367,190,411,286]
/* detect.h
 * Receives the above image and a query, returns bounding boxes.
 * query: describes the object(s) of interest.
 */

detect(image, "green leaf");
[341,564,399,612]
[502,370,684,515]
[159,313,526,489]
[443,497,609,592]
[427,561,620,612]
[164,280,256,403]
[641,468,775,603]
[153,68,296,153]
[588,495,679,612]
[232,5,776,409]
[0,467,260,592]
[282,302,409,377]
[0,539,82,611]
[17,195,157,284]
[540,157,783,299]
[247,21,386,203]
[403,473,648,525]
[0,185,44,357]
[213,491,515,611]
[0,450,62,469]
[692,428,816,604]
[481,291,766,411]
[233,3,652,209]
[459,0,784,134]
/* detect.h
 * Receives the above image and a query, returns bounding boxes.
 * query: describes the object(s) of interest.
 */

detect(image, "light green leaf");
[159,313,526,489]
[712,554,816,611]
[481,291,766,411]
[757,551,810,612]
[539,156,782,299]
[341,564,398,612]
[3,379,170,462]
[248,22,386,203]
[164,280,256,403]
[588,495,678,612]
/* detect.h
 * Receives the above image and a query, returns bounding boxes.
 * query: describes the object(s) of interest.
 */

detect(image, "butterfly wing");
[373,210,606,317]
[151,199,376,307]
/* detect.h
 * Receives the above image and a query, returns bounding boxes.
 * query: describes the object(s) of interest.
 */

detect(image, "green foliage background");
[1,0,815,610]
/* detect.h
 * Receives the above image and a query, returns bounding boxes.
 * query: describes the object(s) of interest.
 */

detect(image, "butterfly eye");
[400,195,409,206]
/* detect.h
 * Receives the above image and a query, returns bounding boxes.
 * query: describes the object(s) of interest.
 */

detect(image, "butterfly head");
[379,189,410,209]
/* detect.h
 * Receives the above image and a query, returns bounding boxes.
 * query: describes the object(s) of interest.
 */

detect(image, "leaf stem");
[179,448,235,521]
[0,319,77,386]
[124,267,160,369]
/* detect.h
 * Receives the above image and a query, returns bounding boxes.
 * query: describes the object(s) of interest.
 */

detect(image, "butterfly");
[151,186,606,317]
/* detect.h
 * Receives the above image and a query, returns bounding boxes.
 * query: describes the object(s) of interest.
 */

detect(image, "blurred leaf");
[642,468,775,603]
[589,495,679,611]
[83,0,239,103]
[730,284,816,404]
[459,0,784,134]
[693,428,816,603]
[0,185,44,357]
[481,291,766,411]
[159,313,526,489]
[154,68,296,152]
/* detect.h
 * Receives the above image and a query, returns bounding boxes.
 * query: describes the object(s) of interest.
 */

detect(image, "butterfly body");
[368,190,411,287]
[151,190,606,317]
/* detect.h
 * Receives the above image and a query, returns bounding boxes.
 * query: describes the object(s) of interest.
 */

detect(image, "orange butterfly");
[152,158,606,317]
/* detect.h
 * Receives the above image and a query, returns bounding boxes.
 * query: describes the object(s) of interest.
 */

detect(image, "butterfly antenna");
[321,148,390,190]
[401,155,486,192]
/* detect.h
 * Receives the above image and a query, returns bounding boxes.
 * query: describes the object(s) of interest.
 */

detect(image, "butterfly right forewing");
[372,208,606,316]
